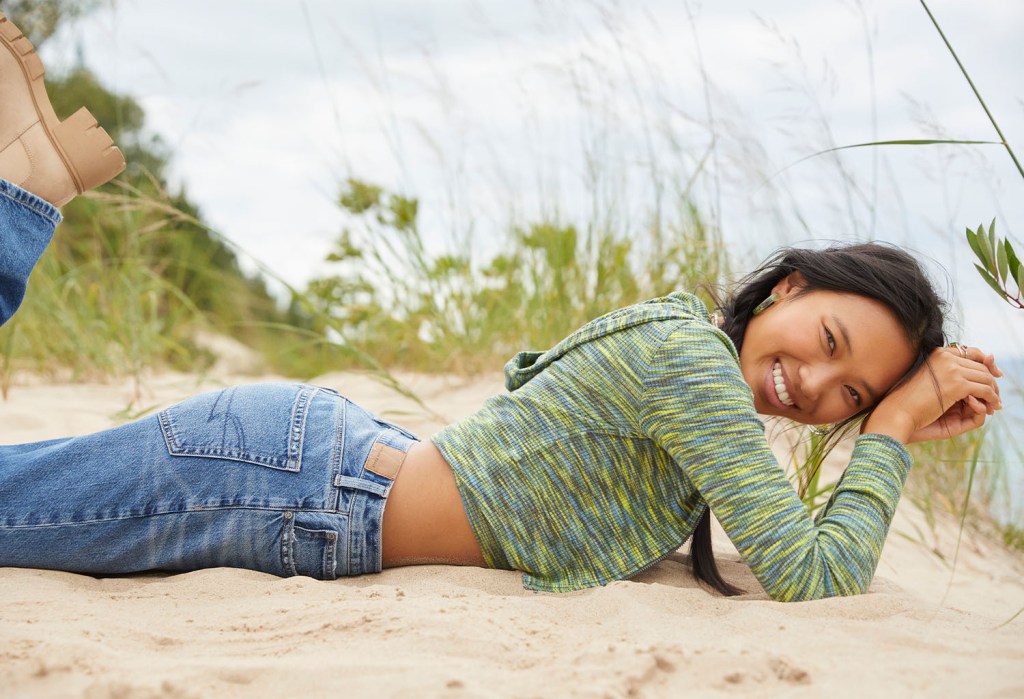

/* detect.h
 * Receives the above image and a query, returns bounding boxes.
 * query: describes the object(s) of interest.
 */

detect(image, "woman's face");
[739,273,917,425]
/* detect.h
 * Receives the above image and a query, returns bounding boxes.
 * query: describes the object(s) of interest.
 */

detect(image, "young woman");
[0,13,1003,602]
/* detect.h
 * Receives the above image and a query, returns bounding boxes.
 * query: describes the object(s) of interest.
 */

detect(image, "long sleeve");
[638,323,912,602]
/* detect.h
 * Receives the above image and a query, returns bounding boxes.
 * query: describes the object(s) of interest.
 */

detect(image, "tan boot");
[0,12,125,207]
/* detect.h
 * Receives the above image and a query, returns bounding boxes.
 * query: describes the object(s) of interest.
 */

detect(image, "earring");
[752,293,779,315]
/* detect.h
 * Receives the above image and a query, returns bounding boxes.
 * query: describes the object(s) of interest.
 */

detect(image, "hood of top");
[504,291,720,392]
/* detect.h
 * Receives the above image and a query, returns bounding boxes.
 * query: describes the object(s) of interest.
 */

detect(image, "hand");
[862,345,1003,444]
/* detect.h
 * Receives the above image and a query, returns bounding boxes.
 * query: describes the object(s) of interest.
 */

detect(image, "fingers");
[965,395,992,416]
[956,408,987,435]
[960,367,1003,411]
[932,347,1003,412]
[984,353,1004,378]
[948,343,1003,378]
[907,399,989,443]
[887,345,1003,444]
[943,398,988,437]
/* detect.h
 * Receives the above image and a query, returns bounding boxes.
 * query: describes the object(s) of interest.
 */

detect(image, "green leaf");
[776,139,1003,179]
[966,226,988,266]
[339,179,383,215]
[1017,262,1024,297]
[1005,238,1021,282]
[974,224,991,270]
[996,231,1009,282]
[976,224,994,270]
[389,195,419,232]
[966,226,987,266]
[975,264,1008,301]
[987,221,995,276]
[987,221,1000,277]
[825,138,1001,149]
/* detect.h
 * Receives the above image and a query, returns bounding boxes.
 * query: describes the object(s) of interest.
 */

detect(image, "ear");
[772,271,806,299]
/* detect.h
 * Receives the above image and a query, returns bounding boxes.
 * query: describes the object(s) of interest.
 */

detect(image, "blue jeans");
[0,180,418,578]
[0,383,418,577]
[0,179,61,327]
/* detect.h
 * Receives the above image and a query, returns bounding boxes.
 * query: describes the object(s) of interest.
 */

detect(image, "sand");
[1,371,1022,698]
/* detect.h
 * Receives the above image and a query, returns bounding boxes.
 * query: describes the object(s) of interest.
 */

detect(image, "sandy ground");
[1,370,1022,699]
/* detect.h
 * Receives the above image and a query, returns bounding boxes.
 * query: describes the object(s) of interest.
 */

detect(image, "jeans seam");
[0,504,330,528]
[0,180,61,225]
[287,386,315,471]
[329,394,346,512]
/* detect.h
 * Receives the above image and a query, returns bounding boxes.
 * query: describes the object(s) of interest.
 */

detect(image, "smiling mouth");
[772,361,795,407]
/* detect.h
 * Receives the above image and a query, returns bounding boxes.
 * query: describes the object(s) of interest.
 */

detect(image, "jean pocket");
[283,511,344,579]
[158,384,319,472]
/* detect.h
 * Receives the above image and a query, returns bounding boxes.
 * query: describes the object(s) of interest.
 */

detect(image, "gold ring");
[949,342,968,358]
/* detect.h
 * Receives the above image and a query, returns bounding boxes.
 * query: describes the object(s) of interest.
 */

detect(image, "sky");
[42,0,1024,358]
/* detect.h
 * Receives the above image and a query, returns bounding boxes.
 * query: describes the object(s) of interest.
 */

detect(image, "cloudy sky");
[44,0,1024,356]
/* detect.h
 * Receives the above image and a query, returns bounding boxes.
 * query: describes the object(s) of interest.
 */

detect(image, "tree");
[1,0,100,48]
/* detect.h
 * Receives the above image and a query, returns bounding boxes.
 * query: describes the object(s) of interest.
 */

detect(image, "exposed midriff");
[380,441,486,568]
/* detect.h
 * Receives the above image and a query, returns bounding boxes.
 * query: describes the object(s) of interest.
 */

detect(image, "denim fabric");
[0,179,61,327]
[0,383,418,579]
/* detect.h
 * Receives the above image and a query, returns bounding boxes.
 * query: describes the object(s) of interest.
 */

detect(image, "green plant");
[303,178,726,376]
[0,59,317,389]
[915,0,1024,309]
[918,0,1024,182]
[966,220,1023,309]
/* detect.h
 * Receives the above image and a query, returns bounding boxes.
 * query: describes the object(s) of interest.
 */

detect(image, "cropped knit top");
[431,292,912,602]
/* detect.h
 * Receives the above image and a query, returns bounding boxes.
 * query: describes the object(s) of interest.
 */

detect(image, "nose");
[798,362,837,403]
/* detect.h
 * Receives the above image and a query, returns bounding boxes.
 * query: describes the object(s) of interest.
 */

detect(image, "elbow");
[765,566,873,603]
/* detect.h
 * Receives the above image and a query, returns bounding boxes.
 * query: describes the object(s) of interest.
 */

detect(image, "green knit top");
[431,292,912,601]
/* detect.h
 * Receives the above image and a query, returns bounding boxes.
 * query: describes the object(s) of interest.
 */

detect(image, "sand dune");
[2,373,1022,698]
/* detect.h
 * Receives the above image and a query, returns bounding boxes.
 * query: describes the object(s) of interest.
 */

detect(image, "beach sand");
[1,372,1022,698]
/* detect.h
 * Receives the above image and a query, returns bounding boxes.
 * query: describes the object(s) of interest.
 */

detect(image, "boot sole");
[0,12,126,195]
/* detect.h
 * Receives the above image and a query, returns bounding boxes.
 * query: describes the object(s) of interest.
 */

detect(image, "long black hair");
[689,242,947,596]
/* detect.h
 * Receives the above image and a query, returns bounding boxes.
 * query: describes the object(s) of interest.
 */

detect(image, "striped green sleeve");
[639,324,912,602]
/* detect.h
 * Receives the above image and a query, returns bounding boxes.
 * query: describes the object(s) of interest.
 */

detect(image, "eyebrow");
[833,314,880,404]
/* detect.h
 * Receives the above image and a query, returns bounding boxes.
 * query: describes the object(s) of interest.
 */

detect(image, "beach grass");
[2,1,1020,557]
[295,177,725,375]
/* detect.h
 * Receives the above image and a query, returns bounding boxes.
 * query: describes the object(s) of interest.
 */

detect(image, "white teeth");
[772,362,795,406]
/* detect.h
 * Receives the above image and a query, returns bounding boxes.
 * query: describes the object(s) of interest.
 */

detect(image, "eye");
[846,385,862,405]
[824,326,836,354]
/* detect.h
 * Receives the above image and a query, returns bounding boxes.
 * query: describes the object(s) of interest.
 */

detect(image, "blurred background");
[2,0,1022,540]
[33,0,1024,347]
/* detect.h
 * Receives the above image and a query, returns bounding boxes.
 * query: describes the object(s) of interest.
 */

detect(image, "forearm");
[706,434,911,602]
[861,406,915,444]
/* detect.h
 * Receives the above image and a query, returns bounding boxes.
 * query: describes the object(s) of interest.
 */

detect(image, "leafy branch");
[966,221,1023,309]
[917,0,1023,306]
